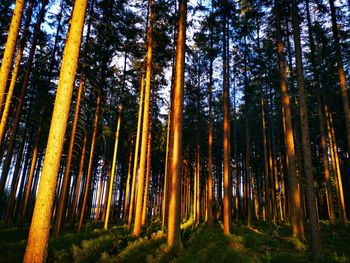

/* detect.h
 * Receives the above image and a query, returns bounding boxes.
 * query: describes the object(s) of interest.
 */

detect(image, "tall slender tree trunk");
[123,150,133,221]
[104,106,122,229]
[78,90,101,232]
[291,0,322,257]
[23,0,88,260]
[142,111,152,226]
[17,116,43,230]
[261,91,271,223]
[325,106,347,223]
[162,109,171,228]
[222,0,231,235]
[0,0,34,145]
[0,0,47,201]
[275,0,304,239]
[70,132,87,226]
[207,4,214,226]
[329,0,350,155]
[53,0,93,236]
[305,0,335,223]
[0,0,26,108]
[133,0,154,237]
[167,0,186,247]
[4,131,26,224]
[128,71,145,229]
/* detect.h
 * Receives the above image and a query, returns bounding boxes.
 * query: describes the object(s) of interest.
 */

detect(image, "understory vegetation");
[1,220,349,263]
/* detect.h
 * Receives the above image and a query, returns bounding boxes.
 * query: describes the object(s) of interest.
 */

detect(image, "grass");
[0,219,349,263]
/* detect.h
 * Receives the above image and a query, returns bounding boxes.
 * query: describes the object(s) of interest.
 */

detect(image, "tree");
[133,0,154,237]
[167,0,187,247]
[290,0,322,257]
[0,0,26,109]
[275,0,304,239]
[23,0,88,260]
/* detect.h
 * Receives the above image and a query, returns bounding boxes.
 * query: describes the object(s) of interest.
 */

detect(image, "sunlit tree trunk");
[167,0,186,247]
[128,70,145,229]
[78,90,101,232]
[133,0,154,237]
[243,32,252,227]
[325,106,347,224]
[0,0,47,202]
[261,92,271,223]
[123,150,133,221]
[275,0,304,239]
[206,4,214,226]
[104,106,122,229]
[70,132,87,226]
[305,0,335,223]
[162,110,171,228]
[102,162,111,222]
[0,0,34,145]
[142,111,152,226]
[329,0,350,156]
[291,0,322,256]
[53,0,93,236]
[222,0,231,235]
[0,0,26,109]
[23,0,87,260]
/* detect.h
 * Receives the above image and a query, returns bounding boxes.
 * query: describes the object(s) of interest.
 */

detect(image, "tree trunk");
[0,0,26,108]
[4,130,26,224]
[0,0,34,145]
[23,0,88,260]
[222,0,231,235]
[207,4,214,226]
[142,111,152,226]
[53,0,93,236]
[275,0,304,239]
[329,0,350,155]
[78,91,101,232]
[104,106,122,229]
[167,0,186,247]
[305,0,335,223]
[133,0,154,237]
[291,0,322,257]
[17,116,43,230]
[123,150,133,221]
[70,132,87,227]
[128,70,145,229]
[0,0,47,202]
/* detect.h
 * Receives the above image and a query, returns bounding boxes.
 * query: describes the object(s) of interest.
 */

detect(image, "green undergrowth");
[0,219,349,263]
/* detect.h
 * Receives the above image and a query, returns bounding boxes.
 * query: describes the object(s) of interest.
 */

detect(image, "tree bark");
[275,0,304,239]
[222,0,231,235]
[305,0,335,223]
[291,0,322,257]
[23,0,88,260]
[167,0,186,247]
[329,0,350,156]
[78,91,101,232]
[104,106,122,229]
[0,0,26,108]
[133,0,154,237]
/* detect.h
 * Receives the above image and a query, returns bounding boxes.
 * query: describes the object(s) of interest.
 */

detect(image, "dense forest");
[0,0,350,262]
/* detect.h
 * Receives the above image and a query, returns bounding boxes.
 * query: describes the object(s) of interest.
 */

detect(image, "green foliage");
[1,220,350,263]
[71,234,114,263]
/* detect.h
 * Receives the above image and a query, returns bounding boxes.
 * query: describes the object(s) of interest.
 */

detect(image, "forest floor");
[0,219,349,263]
